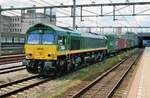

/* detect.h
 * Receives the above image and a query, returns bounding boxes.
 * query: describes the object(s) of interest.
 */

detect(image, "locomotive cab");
[23,24,60,74]
[25,30,57,60]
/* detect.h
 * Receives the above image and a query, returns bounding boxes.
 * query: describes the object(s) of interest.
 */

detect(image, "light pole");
[0,5,1,56]
[73,0,76,29]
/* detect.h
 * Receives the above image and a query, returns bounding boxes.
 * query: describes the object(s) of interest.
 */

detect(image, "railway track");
[0,54,24,65]
[0,54,25,74]
[0,65,25,75]
[111,49,144,98]
[68,50,142,98]
[0,74,51,97]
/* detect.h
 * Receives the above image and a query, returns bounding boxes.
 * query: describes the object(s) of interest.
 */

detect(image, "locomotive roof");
[27,23,80,35]
[105,34,118,37]
[27,23,68,32]
[27,23,106,39]
[81,32,106,39]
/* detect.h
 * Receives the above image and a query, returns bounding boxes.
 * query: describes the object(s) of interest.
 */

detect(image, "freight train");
[106,32,138,54]
[23,23,138,75]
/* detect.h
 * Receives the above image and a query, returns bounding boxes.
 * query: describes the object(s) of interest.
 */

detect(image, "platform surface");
[127,47,150,98]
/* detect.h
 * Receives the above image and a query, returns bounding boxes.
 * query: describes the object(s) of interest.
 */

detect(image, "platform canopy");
[137,33,150,37]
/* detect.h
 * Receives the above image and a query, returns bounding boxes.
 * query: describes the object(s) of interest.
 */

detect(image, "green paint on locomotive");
[26,23,107,51]
[105,34,118,53]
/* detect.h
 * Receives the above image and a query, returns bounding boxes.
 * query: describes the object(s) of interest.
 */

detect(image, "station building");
[0,15,11,33]
[0,9,56,55]
[21,9,56,33]
[1,9,56,34]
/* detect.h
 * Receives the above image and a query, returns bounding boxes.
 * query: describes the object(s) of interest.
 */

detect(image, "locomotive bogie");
[24,49,106,75]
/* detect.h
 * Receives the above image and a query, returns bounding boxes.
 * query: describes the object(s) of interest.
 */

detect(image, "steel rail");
[0,54,24,59]
[0,75,48,98]
[0,75,39,88]
[0,66,25,74]
[0,55,24,65]
[106,50,143,98]
[0,65,24,71]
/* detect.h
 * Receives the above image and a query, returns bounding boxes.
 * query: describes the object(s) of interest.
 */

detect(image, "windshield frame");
[26,30,56,45]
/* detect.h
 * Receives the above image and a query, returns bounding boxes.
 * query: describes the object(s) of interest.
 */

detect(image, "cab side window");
[58,36,66,51]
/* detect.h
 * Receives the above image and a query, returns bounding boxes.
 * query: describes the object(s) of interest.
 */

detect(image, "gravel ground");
[8,72,83,98]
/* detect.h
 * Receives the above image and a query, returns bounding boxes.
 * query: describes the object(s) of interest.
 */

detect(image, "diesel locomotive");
[23,23,137,75]
[23,23,108,75]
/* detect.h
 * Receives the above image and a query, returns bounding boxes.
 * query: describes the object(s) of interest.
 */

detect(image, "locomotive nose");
[25,45,57,60]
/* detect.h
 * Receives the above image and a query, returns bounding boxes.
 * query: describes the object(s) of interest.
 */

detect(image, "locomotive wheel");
[26,61,38,74]
[57,59,67,74]
[98,53,104,61]
[95,53,100,62]
[37,61,44,74]
[67,61,74,72]
[26,65,37,74]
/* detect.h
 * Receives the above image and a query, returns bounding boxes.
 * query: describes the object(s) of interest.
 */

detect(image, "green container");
[105,34,118,53]
[124,32,138,47]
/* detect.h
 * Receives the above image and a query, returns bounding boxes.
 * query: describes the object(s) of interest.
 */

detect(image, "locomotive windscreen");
[27,30,55,45]
[42,33,54,44]
[27,32,40,44]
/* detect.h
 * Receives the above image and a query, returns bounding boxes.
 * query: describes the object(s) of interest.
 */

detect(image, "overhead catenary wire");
[35,0,98,26]
[39,0,101,23]
[3,0,148,32]
[30,0,70,16]
[125,0,141,27]
[4,0,98,27]
[108,0,131,26]
[6,10,73,26]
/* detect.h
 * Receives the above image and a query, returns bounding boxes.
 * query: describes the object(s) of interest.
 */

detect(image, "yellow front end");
[25,44,57,60]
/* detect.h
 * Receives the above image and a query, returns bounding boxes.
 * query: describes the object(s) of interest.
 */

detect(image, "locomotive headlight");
[48,53,51,57]
[26,53,32,58]
[29,53,32,56]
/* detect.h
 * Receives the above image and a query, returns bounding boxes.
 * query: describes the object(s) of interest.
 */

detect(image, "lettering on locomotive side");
[38,52,43,55]
[37,47,44,50]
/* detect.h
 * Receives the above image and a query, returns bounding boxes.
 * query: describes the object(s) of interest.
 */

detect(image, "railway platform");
[127,47,150,98]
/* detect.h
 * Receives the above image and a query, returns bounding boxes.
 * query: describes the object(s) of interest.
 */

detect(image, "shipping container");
[105,34,118,53]
[124,32,138,48]
[117,38,126,50]
[126,39,131,48]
